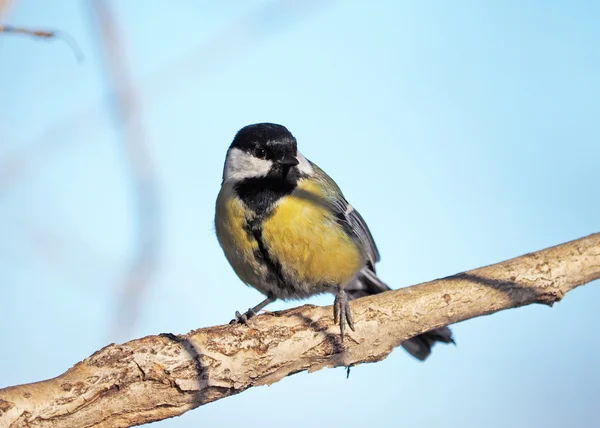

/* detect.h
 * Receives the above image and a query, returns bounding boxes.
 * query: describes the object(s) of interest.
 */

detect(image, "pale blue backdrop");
[1,1,599,427]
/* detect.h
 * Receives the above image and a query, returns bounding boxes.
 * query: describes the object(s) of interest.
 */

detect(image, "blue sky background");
[1,1,599,427]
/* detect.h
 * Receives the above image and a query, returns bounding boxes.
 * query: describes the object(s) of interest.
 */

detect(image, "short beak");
[277,155,299,167]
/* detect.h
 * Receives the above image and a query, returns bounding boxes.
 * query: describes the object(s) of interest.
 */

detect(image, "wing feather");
[309,162,380,266]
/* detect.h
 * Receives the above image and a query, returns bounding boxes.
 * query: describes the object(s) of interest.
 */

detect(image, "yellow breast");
[215,185,264,288]
[261,179,364,288]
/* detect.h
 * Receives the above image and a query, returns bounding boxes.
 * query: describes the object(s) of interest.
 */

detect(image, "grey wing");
[340,205,390,297]
[345,206,380,266]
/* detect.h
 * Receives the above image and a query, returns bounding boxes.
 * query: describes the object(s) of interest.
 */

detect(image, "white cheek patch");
[296,151,314,175]
[223,148,272,182]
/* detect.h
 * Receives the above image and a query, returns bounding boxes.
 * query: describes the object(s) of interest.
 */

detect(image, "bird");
[215,123,454,360]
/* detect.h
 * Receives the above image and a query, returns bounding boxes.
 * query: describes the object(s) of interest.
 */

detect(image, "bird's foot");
[333,289,355,341]
[230,308,257,325]
[228,295,276,325]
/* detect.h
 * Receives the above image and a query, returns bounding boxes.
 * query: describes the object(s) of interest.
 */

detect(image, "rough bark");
[1,233,599,427]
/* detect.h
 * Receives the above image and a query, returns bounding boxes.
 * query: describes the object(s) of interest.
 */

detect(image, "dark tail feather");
[401,327,455,361]
[346,267,455,361]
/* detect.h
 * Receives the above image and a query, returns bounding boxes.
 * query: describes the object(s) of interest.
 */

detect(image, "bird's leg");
[333,287,355,341]
[230,294,276,324]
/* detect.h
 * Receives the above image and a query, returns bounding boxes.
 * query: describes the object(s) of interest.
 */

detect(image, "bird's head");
[222,123,313,183]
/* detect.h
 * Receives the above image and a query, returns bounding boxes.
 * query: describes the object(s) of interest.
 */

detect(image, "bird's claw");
[230,308,257,325]
[334,289,355,341]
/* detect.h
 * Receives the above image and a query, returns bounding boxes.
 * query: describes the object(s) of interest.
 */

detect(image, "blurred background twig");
[0,0,13,18]
[0,23,84,60]
[0,0,327,194]
[89,0,161,342]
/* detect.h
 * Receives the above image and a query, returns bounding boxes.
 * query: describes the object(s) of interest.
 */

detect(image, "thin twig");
[0,24,84,61]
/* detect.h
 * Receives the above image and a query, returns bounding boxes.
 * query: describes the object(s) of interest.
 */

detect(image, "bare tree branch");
[1,233,599,427]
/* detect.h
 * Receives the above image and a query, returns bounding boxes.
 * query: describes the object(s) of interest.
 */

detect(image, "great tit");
[215,123,454,360]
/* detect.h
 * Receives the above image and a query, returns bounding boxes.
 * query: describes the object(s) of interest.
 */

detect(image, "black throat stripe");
[235,173,304,292]
[245,217,288,291]
[234,176,297,216]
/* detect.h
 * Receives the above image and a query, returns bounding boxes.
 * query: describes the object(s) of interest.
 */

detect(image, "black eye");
[254,147,267,159]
